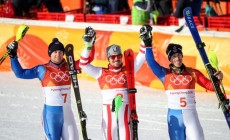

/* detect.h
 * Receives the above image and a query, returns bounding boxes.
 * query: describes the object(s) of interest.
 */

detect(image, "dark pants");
[173,0,202,18]
[43,0,63,12]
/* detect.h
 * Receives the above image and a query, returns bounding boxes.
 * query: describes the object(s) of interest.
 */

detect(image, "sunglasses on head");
[109,54,122,60]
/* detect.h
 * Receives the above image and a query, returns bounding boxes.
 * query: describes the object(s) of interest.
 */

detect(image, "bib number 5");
[180,97,187,107]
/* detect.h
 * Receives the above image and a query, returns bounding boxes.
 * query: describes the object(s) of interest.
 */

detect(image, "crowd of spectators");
[133,0,222,25]
[85,0,130,14]
[0,0,63,18]
[0,0,225,25]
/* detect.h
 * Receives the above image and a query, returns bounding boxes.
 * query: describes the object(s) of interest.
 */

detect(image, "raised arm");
[7,41,45,80]
[134,43,146,73]
[79,26,102,79]
[139,24,167,83]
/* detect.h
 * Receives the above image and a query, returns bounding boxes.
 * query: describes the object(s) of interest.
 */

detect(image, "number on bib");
[62,93,67,103]
[180,97,187,107]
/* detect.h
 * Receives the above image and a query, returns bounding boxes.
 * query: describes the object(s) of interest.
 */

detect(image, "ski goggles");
[109,54,122,60]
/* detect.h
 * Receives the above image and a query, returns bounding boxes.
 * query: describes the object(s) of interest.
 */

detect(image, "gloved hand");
[82,26,96,50]
[7,41,18,58]
[139,24,152,47]
[214,70,223,81]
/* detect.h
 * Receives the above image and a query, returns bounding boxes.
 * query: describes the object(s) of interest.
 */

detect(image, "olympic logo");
[105,74,127,85]
[170,75,192,85]
[50,71,70,82]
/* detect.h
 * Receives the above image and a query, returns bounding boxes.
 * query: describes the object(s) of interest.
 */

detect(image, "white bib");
[166,89,196,109]
[101,88,128,104]
[43,85,71,106]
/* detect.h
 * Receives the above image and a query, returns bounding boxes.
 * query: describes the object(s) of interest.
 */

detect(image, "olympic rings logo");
[50,71,70,82]
[170,75,192,85]
[105,74,127,85]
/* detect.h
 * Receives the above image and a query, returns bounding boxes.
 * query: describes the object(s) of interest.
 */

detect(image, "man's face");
[50,50,64,64]
[170,53,183,67]
[108,54,122,68]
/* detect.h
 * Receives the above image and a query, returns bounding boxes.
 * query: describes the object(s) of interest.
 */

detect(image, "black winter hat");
[48,38,65,56]
[166,43,183,60]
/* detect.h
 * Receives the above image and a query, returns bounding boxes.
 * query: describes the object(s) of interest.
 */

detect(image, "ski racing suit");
[10,58,79,140]
[146,47,216,140]
[79,45,146,140]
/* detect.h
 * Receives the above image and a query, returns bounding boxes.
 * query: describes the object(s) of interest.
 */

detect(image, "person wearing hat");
[79,26,146,140]
[141,24,224,140]
[6,38,95,140]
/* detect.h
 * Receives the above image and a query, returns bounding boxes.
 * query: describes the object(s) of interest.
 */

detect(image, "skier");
[141,24,224,140]
[79,26,146,140]
[6,38,94,140]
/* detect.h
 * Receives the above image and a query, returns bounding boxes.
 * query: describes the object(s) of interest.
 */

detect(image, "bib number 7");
[62,93,67,103]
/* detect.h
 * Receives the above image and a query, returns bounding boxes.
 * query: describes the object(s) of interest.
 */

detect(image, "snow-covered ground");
[0,72,229,140]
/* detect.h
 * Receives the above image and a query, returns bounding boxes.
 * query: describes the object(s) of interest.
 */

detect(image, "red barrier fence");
[207,15,230,31]
[1,5,230,31]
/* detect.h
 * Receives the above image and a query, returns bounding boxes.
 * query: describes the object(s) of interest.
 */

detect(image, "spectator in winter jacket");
[205,0,218,16]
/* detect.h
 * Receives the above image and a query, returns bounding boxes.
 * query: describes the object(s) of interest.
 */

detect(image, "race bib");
[101,88,128,104]
[166,89,196,109]
[43,85,71,106]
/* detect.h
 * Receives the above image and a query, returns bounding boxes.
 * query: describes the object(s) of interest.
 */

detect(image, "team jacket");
[146,47,215,109]
[79,45,146,104]
[79,45,145,140]
[11,58,72,106]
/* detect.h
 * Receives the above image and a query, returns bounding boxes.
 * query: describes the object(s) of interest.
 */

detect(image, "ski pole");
[208,50,226,96]
[0,25,29,65]
[112,95,123,140]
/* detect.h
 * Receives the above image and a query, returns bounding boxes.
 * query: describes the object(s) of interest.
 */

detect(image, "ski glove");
[139,24,152,47]
[7,41,18,58]
[82,26,96,50]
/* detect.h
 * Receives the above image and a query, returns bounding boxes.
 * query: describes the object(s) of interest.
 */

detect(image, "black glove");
[7,41,18,58]
[82,26,96,50]
[139,24,152,47]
